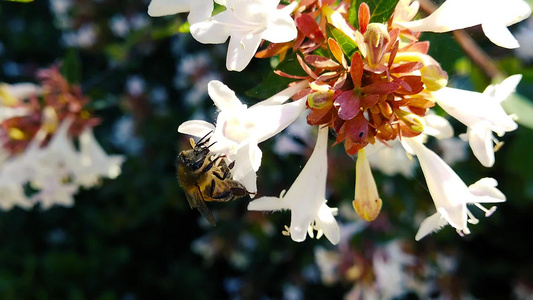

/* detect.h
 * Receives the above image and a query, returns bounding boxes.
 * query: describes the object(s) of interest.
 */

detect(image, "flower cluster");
[0,66,124,210]
[159,0,530,244]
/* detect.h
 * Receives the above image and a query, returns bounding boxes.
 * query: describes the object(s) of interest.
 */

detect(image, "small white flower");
[248,127,340,244]
[31,177,78,209]
[397,0,532,48]
[147,0,214,24]
[404,138,506,240]
[432,75,521,167]
[366,140,416,177]
[0,185,32,210]
[178,80,307,192]
[190,0,298,71]
[74,128,124,188]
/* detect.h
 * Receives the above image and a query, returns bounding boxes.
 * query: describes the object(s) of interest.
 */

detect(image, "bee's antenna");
[205,141,217,149]
[196,130,214,148]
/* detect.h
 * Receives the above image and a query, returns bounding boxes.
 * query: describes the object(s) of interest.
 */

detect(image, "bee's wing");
[186,186,217,226]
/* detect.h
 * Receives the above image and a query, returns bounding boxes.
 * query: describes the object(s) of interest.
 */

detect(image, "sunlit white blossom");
[0,119,124,210]
[178,80,308,192]
[148,0,214,24]
[190,0,298,71]
[73,128,124,188]
[433,75,521,167]
[404,138,506,240]
[398,0,532,48]
[248,127,340,244]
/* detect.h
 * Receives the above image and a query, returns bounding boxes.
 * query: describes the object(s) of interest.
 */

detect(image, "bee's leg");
[208,179,233,202]
[214,160,235,180]
[230,187,250,197]
[212,190,233,202]
[202,155,226,174]
[209,179,217,198]
[202,161,214,173]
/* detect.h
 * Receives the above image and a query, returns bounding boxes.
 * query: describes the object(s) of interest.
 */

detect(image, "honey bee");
[177,132,253,225]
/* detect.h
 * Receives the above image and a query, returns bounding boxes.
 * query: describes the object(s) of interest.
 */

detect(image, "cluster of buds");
[0,65,123,210]
[0,66,99,155]
[150,0,530,244]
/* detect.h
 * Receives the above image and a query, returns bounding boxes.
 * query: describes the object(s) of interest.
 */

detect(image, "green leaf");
[502,93,533,130]
[352,0,399,25]
[4,0,34,2]
[245,53,307,99]
[348,0,358,26]
[60,49,82,85]
[327,25,358,59]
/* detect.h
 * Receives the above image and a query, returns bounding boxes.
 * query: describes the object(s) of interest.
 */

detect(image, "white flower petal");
[261,9,297,43]
[208,80,246,111]
[247,196,287,211]
[148,0,213,24]
[484,74,522,102]
[415,212,448,241]
[148,0,189,17]
[231,142,260,193]
[226,32,263,72]
[467,124,495,167]
[177,120,216,137]
[190,17,231,44]
[314,203,341,245]
[467,177,506,202]
[398,0,531,49]
[398,0,484,33]
[481,18,520,49]
[404,138,468,230]
[187,0,215,24]
[247,97,307,143]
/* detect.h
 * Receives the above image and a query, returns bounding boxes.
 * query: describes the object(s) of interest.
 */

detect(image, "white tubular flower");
[74,128,125,188]
[397,0,531,48]
[432,75,521,167]
[403,138,506,241]
[248,127,340,245]
[31,177,78,209]
[190,0,298,71]
[147,0,214,24]
[0,185,32,210]
[178,80,307,192]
